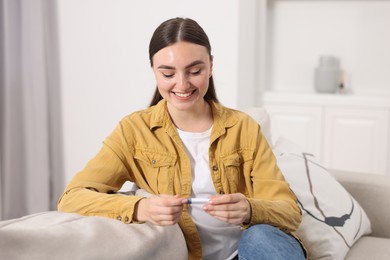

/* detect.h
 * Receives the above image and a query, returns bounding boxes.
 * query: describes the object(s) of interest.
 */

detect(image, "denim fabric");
[237,224,305,260]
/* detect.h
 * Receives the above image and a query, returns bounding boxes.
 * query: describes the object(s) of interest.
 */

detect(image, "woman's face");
[152,41,213,113]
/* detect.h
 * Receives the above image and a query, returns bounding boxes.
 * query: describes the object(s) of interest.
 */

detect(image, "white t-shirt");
[177,127,242,260]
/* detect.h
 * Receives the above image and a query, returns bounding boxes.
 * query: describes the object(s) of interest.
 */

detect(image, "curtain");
[0,0,63,220]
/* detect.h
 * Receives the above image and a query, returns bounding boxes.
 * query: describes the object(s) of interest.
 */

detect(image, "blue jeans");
[236,224,305,260]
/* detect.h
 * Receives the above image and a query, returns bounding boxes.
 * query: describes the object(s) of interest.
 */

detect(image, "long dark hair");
[148,17,219,107]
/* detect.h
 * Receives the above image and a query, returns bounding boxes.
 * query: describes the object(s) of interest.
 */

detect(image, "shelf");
[263,92,390,108]
[258,0,390,96]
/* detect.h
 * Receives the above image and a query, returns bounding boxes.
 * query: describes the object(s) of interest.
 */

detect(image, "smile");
[173,90,195,98]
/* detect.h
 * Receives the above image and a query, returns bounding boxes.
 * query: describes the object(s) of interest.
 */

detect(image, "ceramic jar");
[314,56,341,93]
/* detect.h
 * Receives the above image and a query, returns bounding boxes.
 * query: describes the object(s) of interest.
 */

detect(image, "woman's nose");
[176,73,190,89]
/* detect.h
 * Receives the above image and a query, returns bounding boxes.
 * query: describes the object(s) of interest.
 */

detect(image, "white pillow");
[273,137,371,260]
[242,107,273,147]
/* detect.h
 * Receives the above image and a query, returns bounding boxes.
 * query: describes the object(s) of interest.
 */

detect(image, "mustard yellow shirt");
[58,100,302,259]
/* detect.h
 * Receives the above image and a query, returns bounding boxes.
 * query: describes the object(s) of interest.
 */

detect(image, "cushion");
[273,137,372,260]
[344,236,390,260]
[0,211,187,260]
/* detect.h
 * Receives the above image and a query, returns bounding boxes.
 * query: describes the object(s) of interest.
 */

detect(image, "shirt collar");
[149,99,239,131]
[149,100,168,130]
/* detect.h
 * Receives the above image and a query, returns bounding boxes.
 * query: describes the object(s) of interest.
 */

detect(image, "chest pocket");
[134,150,177,194]
[221,151,253,194]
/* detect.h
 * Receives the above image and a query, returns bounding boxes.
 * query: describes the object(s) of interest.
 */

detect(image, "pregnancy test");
[186,198,210,204]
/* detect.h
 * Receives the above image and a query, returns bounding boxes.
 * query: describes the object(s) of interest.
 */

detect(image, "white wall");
[56,0,390,185]
[265,0,390,95]
[56,0,258,183]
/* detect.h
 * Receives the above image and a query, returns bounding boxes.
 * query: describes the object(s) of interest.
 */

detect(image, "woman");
[58,17,305,260]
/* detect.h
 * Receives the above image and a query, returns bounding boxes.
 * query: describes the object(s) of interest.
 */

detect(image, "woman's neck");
[168,100,213,133]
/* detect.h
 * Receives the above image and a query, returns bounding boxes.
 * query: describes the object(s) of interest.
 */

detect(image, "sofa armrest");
[330,169,390,238]
[0,211,188,260]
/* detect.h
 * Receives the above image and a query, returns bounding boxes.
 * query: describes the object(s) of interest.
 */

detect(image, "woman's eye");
[190,69,201,75]
[162,72,174,78]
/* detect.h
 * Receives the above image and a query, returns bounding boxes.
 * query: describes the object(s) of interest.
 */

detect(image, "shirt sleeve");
[57,123,143,224]
[242,128,302,233]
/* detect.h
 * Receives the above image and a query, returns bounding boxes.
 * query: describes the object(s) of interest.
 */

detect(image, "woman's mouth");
[173,90,196,98]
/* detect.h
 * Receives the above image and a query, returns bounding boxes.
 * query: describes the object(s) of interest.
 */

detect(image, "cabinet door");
[323,107,389,175]
[264,104,323,160]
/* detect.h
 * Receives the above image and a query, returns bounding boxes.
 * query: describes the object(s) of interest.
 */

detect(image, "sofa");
[0,203,188,260]
[330,169,390,259]
[1,107,390,259]
[0,169,388,260]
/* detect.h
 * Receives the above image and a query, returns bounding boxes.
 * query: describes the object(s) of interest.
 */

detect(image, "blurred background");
[1,0,389,220]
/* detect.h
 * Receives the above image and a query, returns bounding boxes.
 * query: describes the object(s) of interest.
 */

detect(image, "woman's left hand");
[203,193,251,225]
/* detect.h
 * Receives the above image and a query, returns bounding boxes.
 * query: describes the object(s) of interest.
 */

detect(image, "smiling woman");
[57,17,306,260]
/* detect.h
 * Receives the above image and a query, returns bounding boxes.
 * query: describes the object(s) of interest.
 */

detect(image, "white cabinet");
[264,103,323,158]
[323,107,389,175]
[263,93,390,175]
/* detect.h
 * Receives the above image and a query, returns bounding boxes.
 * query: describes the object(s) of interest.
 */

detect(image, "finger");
[144,196,184,224]
[206,209,247,224]
[207,211,243,224]
[205,200,249,215]
[203,197,250,224]
[155,218,181,226]
[205,205,243,217]
[149,203,183,215]
[150,210,182,225]
[209,193,244,205]
[156,195,186,206]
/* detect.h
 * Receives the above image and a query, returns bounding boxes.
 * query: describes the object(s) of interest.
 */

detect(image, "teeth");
[175,92,192,97]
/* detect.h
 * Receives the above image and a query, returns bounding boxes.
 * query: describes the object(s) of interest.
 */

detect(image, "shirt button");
[212,165,218,171]
[151,159,156,165]
[124,216,129,222]
[116,216,122,221]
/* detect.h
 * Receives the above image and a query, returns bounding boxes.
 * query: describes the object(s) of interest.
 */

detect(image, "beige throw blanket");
[0,211,187,260]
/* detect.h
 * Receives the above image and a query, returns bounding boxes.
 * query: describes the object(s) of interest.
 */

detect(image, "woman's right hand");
[133,195,184,226]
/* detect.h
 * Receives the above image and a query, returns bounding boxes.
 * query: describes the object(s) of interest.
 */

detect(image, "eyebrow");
[157,60,205,70]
